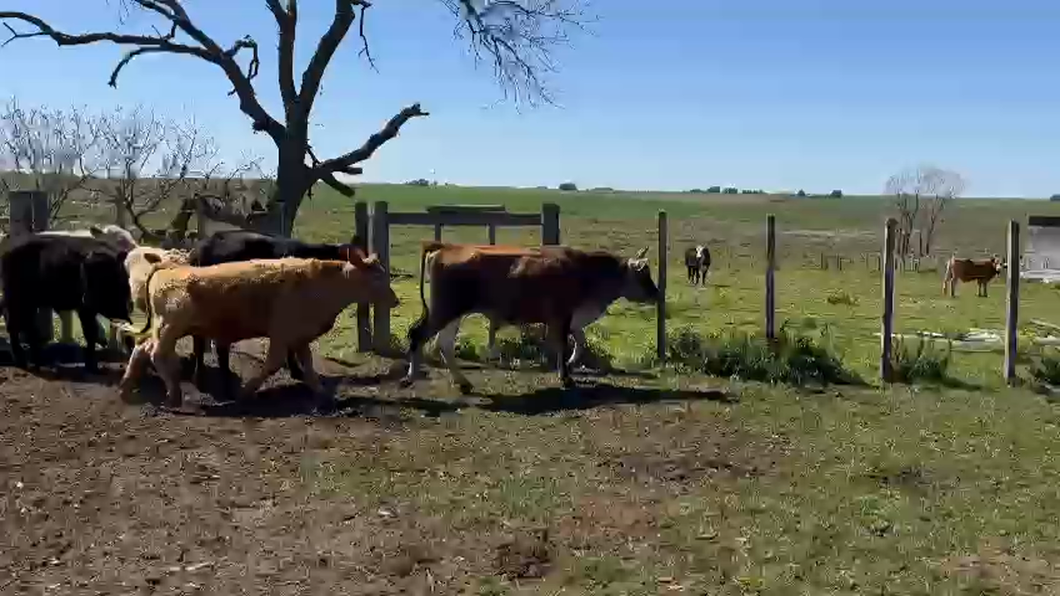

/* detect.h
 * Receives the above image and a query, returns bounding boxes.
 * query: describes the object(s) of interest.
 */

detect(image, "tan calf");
[943,255,1005,297]
[119,256,398,409]
[124,246,191,314]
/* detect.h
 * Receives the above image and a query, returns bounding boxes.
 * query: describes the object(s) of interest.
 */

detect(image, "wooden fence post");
[487,223,497,353]
[371,201,391,353]
[542,203,560,246]
[355,201,372,352]
[1005,220,1021,383]
[9,190,55,344]
[433,223,442,241]
[765,215,776,342]
[881,218,898,382]
[657,210,668,361]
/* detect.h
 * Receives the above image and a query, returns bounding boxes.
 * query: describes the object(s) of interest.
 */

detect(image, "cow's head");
[82,250,133,323]
[89,224,139,253]
[695,245,707,261]
[343,253,400,309]
[621,247,660,303]
[991,254,1006,274]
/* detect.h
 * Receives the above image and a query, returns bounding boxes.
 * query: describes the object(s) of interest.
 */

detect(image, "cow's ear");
[143,252,162,265]
[633,247,648,260]
[88,225,104,238]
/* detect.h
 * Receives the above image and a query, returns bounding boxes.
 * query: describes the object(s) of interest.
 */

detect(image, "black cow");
[0,234,132,371]
[684,244,711,285]
[186,229,364,392]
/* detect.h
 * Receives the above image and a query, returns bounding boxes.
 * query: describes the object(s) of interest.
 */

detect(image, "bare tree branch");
[0,8,285,142]
[315,103,429,175]
[298,0,362,118]
[441,0,589,106]
[266,0,299,111]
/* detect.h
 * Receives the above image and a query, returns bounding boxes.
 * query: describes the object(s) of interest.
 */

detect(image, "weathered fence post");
[433,223,442,241]
[656,210,668,361]
[881,218,898,382]
[487,222,498,353]
[1005,219,1021,383]
[371,201,391,353]
[354,201,372,352]
[765,215,776,342]
[9,190,55,343]
[542,203,560,246]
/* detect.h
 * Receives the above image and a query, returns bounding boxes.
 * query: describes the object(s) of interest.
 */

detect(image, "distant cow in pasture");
[943,255,1005,297]
[684,244,711,285]
[400,242,660,393]
[119,255,398,410]
[186,229,368,394]
[0,234,133,371]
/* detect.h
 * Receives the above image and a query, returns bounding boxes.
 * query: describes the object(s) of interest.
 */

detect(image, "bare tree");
[0,1,590,236]
[885,165,965,259]
[95,106,224,240]
[0,98,106,222]
[922,169,965,256]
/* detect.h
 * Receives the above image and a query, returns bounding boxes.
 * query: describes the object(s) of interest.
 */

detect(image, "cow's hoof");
[399,377,415,388]
[457,381,474,395]
[561,377,576,390]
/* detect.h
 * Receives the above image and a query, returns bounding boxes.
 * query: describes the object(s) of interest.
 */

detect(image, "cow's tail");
[418,241,445,314]
[124,263,163,337]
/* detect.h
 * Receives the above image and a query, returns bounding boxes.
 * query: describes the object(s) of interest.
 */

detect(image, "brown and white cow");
[119,255,398,409]
[943,255,1005,297]
[400,241,660,392]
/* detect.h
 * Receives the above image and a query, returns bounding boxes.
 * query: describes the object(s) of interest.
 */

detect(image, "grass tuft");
[1029,348,1060,386]
[891,337,953,384]
[660,322,859,386]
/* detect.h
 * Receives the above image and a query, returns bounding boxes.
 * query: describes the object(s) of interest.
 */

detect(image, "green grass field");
[14,185,1060,592]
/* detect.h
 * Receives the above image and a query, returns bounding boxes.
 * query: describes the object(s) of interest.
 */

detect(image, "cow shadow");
[132,369,463,420]
[478,381,737,415]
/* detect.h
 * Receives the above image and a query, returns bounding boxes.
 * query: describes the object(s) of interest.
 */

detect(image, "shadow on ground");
[478,381,737,415]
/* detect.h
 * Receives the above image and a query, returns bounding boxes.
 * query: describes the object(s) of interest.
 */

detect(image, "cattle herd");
[0,224,662,412]
[0,221,1013,412]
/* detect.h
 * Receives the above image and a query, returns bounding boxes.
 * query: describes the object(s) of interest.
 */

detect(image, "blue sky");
[1,0,1059,197]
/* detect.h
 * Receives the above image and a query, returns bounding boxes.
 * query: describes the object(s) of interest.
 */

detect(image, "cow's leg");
[76,308,100,373]
[191,335,209,387]
[150,326,184,408]
[436,317,473,394]
[24,307,45,370]
[285,349,304,381]
[211,341,237,401]
[403,308,453,385]
[294,344,323,395]
[551,316,575,388]
[119,339,153,402]
[486,317,503,364]
[238,340,288,400]
[567,304,604,369]
[4,300,29,368]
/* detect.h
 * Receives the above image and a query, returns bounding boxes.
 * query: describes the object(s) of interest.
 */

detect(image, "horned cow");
[943,255,1006,297]
[119,255,399,410]
[401,242,660,393]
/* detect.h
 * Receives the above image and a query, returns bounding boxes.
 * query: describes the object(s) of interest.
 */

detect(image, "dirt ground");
[0,340,747,595]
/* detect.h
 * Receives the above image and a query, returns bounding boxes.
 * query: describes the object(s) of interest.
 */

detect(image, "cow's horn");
[633,247,648,259]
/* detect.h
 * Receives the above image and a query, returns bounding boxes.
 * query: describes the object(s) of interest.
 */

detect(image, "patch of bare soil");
[0,340,746,593]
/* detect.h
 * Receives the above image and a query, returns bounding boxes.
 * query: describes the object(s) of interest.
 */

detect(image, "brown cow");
[400,241,660,392]
[943,255,1005,297]
[119,255,398,409]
